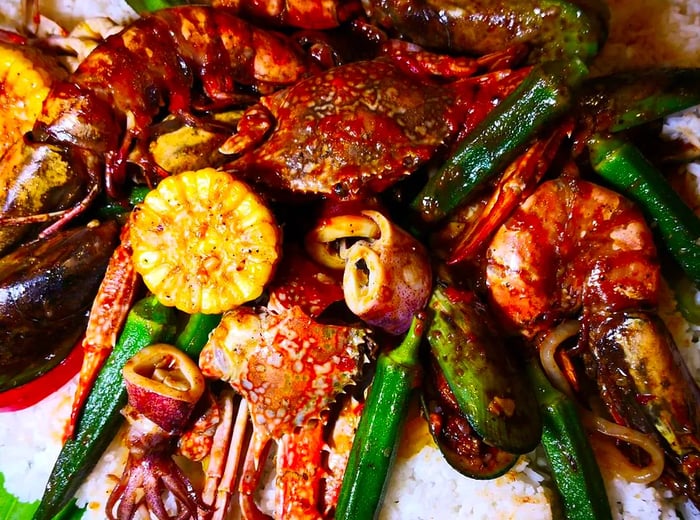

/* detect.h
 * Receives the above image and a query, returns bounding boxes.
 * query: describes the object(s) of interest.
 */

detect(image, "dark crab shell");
[224,57,463,200]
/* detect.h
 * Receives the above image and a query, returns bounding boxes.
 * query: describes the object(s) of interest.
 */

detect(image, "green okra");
[669,275,700,325]
[412,58,588,222]
[175,312,222,359]
[576,68,700,133]
[588,134,700,284]
[427,285,541,455]
[335,314,425,520]
[527,359,612,520]
[125,0,192,13]
[33,295,177,520]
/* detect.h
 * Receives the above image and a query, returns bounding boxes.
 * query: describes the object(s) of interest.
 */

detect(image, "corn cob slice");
[129,168,281,314]
[0,41,66,159]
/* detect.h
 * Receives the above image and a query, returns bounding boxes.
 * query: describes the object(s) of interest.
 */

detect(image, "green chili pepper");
[576,68,700,133]
[175,312,222,359]
[335,314,425,520]
[588,134,700,284]
[527,359,612,520]
[412,58,588,222]
[32,295,177,520]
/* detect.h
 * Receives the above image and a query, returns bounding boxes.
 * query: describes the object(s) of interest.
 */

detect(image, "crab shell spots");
[227,58,457,199]
[199,304,365,439]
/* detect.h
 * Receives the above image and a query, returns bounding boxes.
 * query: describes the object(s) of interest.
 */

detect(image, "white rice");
[1,1,700,519]
[0,0,136,30]
[591,0,700,75]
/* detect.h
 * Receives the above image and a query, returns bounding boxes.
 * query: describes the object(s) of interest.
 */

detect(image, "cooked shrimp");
[485,175,659,339]
[485,175,700,504]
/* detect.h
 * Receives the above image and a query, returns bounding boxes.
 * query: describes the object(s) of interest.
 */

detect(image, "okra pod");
[335,314,425,520]
[125,0,190,13]
[588,135,700,283]
[175,312,222,359]
[669,275,700,325]
[412,58,588,222]
[427,286,541,454]
[576,68,700,133]
[526,359,612,520]
[33,295,177,520]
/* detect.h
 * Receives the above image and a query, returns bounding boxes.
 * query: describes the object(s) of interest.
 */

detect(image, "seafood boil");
[1,1,700,520]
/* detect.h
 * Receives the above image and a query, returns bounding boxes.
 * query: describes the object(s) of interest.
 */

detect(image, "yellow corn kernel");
[129,168,281,314]
[0,41,66,159]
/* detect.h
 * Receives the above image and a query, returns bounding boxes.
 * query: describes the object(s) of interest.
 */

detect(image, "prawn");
[485,175,700,505]
[23,5,318,234]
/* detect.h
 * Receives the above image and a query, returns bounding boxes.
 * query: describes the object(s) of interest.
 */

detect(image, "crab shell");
[223,57,462,200]
[199,305,368,439]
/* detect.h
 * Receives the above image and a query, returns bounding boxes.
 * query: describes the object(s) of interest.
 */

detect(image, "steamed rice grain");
[1,0,700,519]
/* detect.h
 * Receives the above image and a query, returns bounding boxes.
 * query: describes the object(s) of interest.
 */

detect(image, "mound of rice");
[1,1,700,519]
[591,0,700,75]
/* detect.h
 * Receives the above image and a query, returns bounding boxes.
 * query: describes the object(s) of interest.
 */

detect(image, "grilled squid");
[307,209,432,335]
[107,344,206,520]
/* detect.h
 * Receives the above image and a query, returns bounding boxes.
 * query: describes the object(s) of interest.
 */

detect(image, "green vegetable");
[125,0,192,13]
[420,370,520,479]
[576,68,700,133]
[669,275,700,325]
[427,286,541,454]
[335,314,425,520]
[527,359,612,520]
[588,135,700,284]
[1,474,39,520]
[32,295,177,520]
[1,472,85,520]
[175,312,222,359]
[412,58,588,222]
[99,185,152,220]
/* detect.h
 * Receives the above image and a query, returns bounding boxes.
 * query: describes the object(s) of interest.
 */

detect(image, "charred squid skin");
[0,219,119,391]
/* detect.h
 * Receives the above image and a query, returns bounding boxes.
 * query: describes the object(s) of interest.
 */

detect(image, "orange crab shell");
[199,304,369,439]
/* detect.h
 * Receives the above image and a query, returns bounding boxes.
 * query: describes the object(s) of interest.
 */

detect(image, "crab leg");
[239,430,274,520]
[201,389,235,512]
[276,422,326,520]
[322,397,364,515]
[65,225,139,440]
[211,395,251,520]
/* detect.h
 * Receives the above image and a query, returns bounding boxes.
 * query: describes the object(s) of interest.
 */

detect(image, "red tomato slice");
[0,343,84,412]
